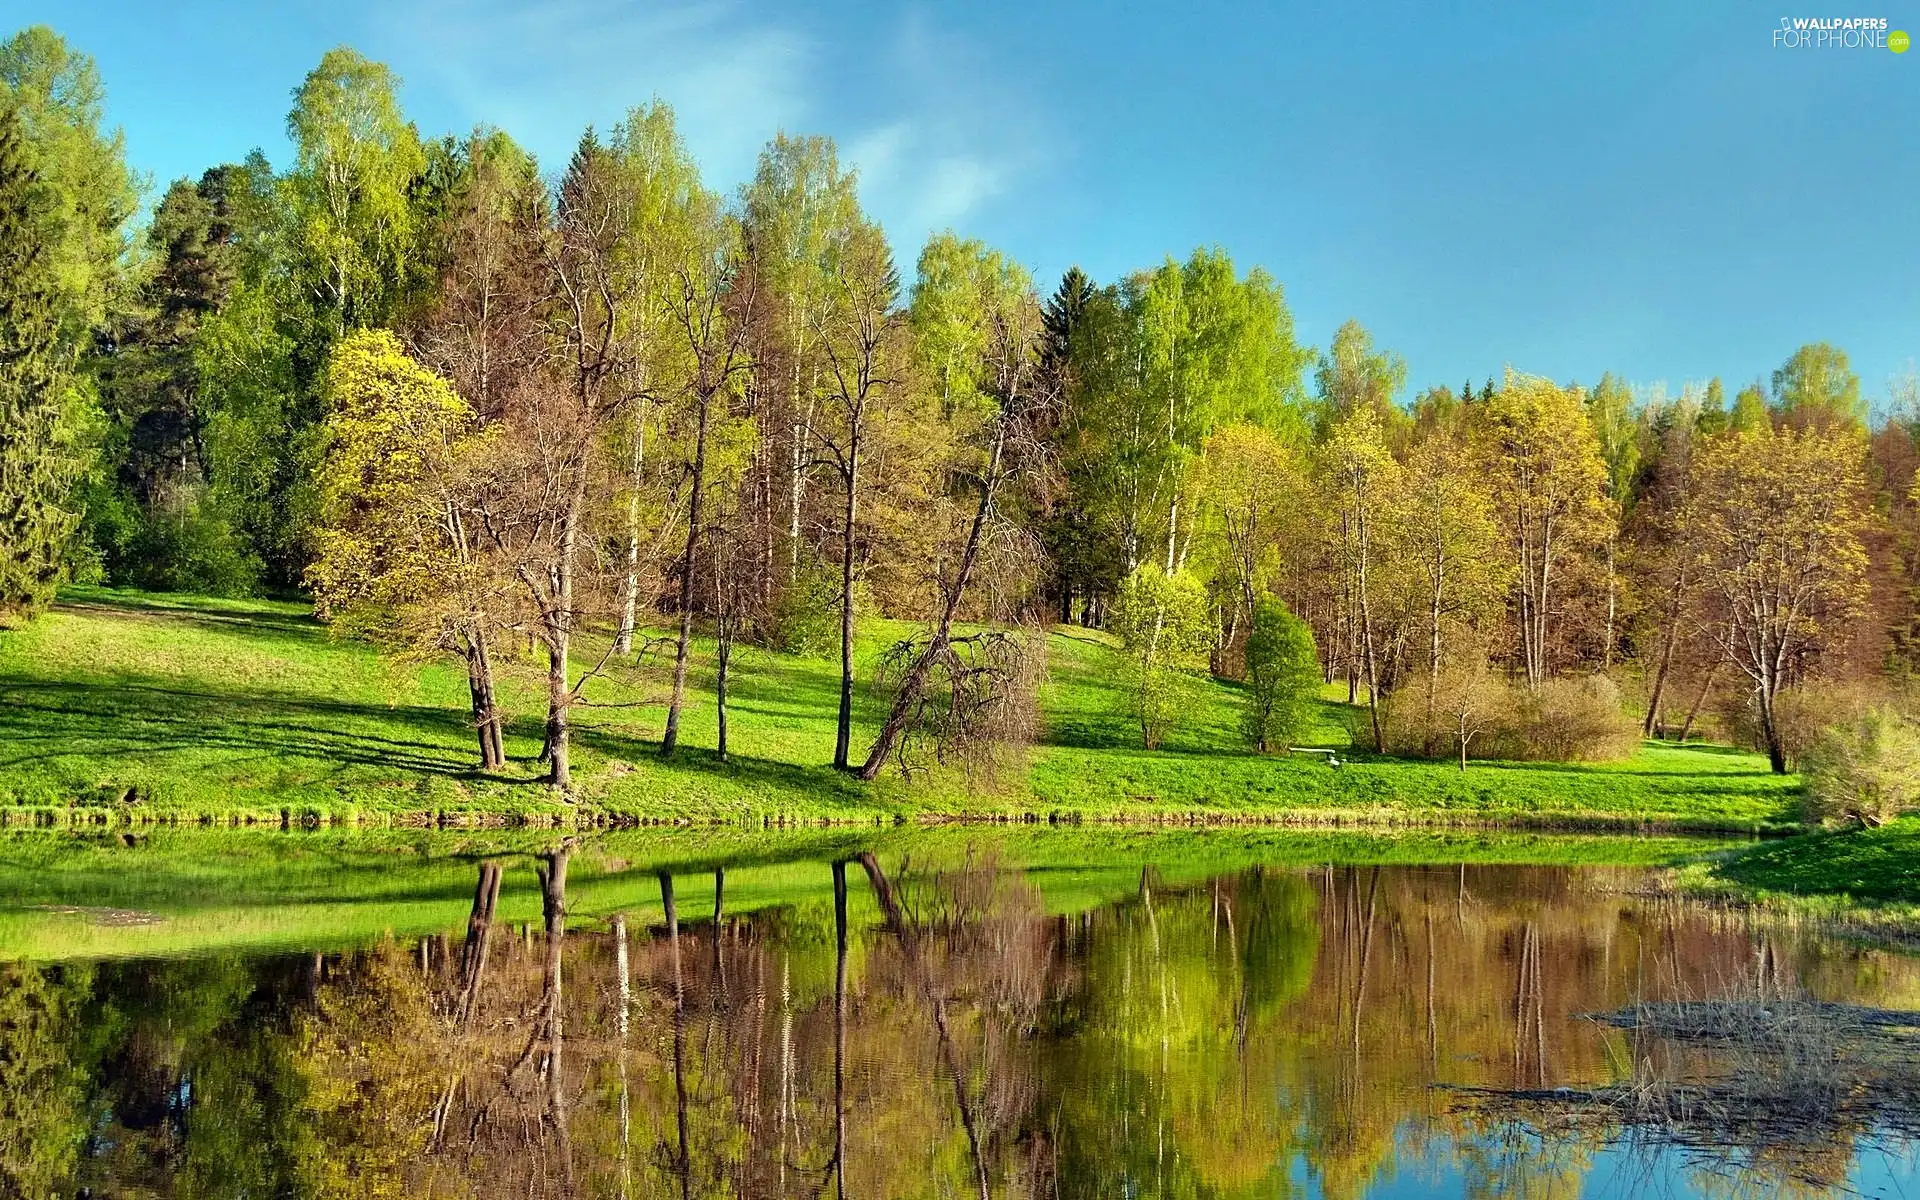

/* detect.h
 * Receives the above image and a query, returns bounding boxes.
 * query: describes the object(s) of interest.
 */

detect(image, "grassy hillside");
[0,588,1802,831]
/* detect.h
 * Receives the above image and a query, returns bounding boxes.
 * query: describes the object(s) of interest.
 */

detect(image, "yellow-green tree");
[1685,424,1869,772]
[308,329,505,768]
[1477,371,1610,687]
[1190,421,1304,648]
[1392,435,1509,739]
[1109,564,1214,748]
[1318,408,1399,749]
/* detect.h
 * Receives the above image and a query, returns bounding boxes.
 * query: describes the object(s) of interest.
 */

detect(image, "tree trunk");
[545,633,571,789]
[662,391,713,758]
[615,407,647,656]
[834,441,860,771]
[1757,680,1787,774]
[465,633,505,770]
[715,629,731,761]
[1643,575,1684,738]
[1677,658,1720,743]
[543,485,584,789]
[457,861,503,1028]
[858,429,1002,779]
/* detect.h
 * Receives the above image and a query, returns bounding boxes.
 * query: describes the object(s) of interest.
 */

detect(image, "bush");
[1803,705,1920,827]
[1242,597,1319,752]
[1379,671,1636,764]
[764,557,867,659]
[1510,675,1639,762]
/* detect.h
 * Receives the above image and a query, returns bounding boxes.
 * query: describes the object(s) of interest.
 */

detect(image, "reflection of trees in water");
[5,858,1919,1198]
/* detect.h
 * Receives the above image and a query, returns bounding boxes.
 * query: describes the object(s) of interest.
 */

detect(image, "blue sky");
[7,0,1916,403]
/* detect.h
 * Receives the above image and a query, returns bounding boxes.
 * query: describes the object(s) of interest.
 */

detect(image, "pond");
[1,827,1915,1198]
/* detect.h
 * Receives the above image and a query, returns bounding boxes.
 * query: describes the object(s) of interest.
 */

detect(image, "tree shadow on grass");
[0,671,890,817]
[0,678,500,778]
[55,593,327,644]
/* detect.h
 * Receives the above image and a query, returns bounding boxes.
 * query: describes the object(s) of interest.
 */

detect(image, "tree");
[814,222,900,771]
[1313,318,1407,437]
[1392,436,1507,739]
[1477,370,1610,687]
[661,167,753,759]
[860,233,1052,779]
[308,329,506,768]
[1131,249,1311,574]
[1803,705,1920,827]
[1434,643,1504,770]
[1685,424,1870,772]
[603,107,708,657]
[1771,343,1864,435]
[1318,407,1399,750]
[1585,372,1638,668]
[284,47,426,337]
[1242,597,1319,752]
[0,105,80,623]
[0,26,137,337]
[469,128,654,789]
[89,173,261,595]
[739,133,865,597]
[1108,564,1213,749]
[1190,422,1302,637]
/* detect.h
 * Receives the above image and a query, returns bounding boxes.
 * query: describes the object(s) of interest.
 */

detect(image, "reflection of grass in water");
[0,825,1730,960]
[1449,993,1920,1194]
[0,587,1802,830]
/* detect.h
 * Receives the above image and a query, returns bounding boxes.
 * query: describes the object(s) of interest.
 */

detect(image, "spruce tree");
[0,105,79,622]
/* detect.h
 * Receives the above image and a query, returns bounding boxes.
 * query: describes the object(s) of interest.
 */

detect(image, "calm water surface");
[1,829,1916,1199]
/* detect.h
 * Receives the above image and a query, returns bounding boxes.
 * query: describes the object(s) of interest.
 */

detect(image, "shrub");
[1802,705,1920,827]
[1379,671,1635,764]
[1510,675,1639,762]
[1242,597,1319,752]
[764,557,867,659]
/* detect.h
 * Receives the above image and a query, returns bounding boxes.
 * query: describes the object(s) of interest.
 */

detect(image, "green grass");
[0,824,1727,960]
[0,587,1803,831]
[1706,817,1920,904]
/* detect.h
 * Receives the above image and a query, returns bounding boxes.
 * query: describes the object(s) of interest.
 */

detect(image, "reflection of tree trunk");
[535,844,575,1193]
[661,873,692,1200]
[1353,867,1378,1062]
[436,860,505,1150]
[1425,910,1437,1074]
[830,861,850,1200]
[779,949,793,1195]
[713,869,728,1008]
[859,853,992,1200]
[614,912,633,1200]
[458,861,504,1028]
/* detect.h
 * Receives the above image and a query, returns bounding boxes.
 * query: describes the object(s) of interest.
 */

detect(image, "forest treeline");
[3,27,1918,799]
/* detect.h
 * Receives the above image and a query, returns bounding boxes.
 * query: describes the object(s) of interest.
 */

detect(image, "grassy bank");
[1675,817,1920,919]
[0,587,1802,831]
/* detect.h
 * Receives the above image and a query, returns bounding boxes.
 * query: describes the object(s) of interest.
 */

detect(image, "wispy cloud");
[376,0,812,186]
[837,11,1047,243]
[374,0,1049,243]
